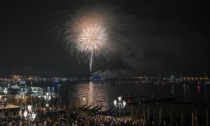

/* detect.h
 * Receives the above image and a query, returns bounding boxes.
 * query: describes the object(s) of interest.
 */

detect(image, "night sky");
[0,0,209,77]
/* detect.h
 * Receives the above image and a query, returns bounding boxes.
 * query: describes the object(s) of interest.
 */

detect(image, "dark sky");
[0,0,209,77]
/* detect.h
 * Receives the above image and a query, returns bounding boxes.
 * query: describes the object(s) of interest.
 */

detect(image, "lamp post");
[114,96,126,117]
[3,88,7,107]
[38,94,43,110]
[44,92,51,108]
[0,95,2,107]
[17,94,25,118]
[23,105,36,126]
[82,97,88,106]
[3,88,7,95]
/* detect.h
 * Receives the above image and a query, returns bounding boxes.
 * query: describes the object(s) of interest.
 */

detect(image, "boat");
[6,83,44,98]
[26,87,44,97]
[122,94,136,100]
[152,95,177,102]
[129,95,177,105]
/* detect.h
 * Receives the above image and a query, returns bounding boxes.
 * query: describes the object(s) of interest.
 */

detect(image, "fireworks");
[65,5,119,73]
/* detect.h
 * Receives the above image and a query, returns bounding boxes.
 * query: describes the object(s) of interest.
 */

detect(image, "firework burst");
[65,5,119,73]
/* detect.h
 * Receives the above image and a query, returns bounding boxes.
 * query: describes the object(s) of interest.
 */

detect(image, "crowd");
[0,102,195,126]
[0,107,159,126]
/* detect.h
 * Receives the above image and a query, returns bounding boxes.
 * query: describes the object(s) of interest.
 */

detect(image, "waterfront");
[33,80,210,125]
[0,78,210,125]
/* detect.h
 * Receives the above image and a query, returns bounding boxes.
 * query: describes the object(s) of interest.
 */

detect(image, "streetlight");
[37,95,43,110]
[17,94,26,118]
[23,105,36,126]
[82,97,87,106]
[0,95,2,107]
[44,92,51,108]
[114,96,126,117]
[2,88,7,107]
[4,88,11,116]
[3,88,7,95]
[3,88,7,98]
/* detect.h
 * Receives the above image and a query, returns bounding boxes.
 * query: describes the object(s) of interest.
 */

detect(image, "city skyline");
[0,0,209,77]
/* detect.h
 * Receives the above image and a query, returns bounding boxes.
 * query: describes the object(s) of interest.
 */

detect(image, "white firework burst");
[65,5,119,73]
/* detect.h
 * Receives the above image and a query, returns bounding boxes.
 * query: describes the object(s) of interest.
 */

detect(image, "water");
[34,80,210,124]
[61,82,210,106]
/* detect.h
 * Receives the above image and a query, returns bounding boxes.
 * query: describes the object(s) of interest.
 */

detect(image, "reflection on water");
[88,82,94,105]
[75,82,109,111]
[170,83,174,96]
[197,84,200,93]
[183,84,189,102]
[62,81,210,112]
[204,85,208,103]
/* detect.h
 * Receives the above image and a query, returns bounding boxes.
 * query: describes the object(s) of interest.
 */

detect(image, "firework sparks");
[65,6,119,73]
